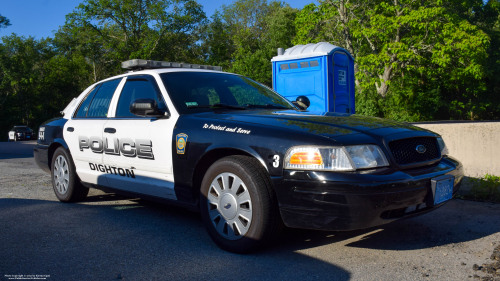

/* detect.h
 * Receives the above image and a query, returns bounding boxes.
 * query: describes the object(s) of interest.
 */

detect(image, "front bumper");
[15,134,34,140]
[273,156,463,231]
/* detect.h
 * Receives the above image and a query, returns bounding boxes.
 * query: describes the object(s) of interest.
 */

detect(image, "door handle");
[67,127,74,132]
[104,128,116,134]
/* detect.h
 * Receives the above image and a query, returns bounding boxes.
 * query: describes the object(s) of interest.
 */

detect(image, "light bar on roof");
[121,59,223,71]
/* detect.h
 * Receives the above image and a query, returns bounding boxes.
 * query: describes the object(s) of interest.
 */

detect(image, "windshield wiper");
[245,104,289,109]
[187,103,249,110]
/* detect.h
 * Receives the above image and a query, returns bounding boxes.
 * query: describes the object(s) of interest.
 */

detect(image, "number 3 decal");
[273,155,280,168]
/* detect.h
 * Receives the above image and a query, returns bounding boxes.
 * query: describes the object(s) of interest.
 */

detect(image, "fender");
[52,138,69,150]
[201,143,268,172]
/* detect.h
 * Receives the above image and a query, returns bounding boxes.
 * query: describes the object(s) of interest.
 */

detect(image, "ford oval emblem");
[416,145,426,154]
[224,203,231,209]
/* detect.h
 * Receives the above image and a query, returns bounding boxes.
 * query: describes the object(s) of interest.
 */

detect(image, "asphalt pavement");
[0,141,499,280]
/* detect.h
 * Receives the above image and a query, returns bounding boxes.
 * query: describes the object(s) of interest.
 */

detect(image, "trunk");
[375,81,389,97]
[375,65,393,98]
[93,61,97,83]
[354,62,361,89]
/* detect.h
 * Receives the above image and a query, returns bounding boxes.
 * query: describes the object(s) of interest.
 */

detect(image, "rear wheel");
[51,147,89,202]
[200,155,283,253]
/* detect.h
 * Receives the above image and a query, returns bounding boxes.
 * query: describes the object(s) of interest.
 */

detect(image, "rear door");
[102,74,178,200]
[64,78,125,186]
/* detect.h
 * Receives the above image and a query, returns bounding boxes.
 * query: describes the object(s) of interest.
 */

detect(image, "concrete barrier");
[412,121,500,177]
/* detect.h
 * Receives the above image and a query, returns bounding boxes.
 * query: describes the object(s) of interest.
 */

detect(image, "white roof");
[271,42,353,62]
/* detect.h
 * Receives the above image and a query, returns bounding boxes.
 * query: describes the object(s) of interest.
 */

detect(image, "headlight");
[284,145,389,171]
[17,133,22,136]
[344,145,389,169]
[437,137,449,156]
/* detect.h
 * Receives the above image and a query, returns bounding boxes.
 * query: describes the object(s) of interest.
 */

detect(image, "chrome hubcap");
[54,155,69,195]
[207,172,252,240]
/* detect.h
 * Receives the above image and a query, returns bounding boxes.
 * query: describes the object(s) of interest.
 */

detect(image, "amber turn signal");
[289,151,323,165]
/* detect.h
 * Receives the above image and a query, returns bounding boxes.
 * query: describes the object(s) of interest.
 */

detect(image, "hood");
[193,110,431,139]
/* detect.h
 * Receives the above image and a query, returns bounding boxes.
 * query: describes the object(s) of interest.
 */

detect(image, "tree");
[230,4,298,86]
[294,0,489,98]
[0,35,91,138]
[0,14,10,30]
[62,0,207,77]
[198,11,234,70]
[200,0,298,85]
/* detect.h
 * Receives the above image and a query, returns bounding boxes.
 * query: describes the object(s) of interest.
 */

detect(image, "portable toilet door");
[332,51,351,113]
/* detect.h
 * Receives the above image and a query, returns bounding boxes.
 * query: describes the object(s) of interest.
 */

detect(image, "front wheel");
[200,156,283,253]
[51,147,89,202]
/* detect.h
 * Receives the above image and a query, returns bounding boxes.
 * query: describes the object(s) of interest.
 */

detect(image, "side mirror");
[293,95,310,110]
[130,98,165,118]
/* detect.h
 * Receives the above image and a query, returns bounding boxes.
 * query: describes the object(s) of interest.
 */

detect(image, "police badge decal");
[176,133,188,154]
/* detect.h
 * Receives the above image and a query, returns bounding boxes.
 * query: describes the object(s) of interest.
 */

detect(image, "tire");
[51,147,89,202]
[200,155,283,253]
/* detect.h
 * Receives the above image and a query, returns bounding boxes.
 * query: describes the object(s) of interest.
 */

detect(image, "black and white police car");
[8,126,35,141]
[34,59,463,253]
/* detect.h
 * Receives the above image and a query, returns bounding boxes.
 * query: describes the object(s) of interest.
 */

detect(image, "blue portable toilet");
[271,42,355,113]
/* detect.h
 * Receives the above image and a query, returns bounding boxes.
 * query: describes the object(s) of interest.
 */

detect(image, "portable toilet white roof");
[271,42,355,113]
[271,42,354,62]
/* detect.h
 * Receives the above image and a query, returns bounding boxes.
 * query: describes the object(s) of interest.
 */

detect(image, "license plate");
[432,176,454,205]
[27,136,30,138]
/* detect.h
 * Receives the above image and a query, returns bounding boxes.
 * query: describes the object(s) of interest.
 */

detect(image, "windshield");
[160,72,295,114]
[13,127,32,132]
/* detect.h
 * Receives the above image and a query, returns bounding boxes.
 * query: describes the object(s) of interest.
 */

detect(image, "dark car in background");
[8,126,35,141]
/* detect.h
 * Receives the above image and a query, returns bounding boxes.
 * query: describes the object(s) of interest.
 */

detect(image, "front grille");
[389,137,440,165]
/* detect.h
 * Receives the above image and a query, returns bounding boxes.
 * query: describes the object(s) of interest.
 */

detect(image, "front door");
[102,74,178,200]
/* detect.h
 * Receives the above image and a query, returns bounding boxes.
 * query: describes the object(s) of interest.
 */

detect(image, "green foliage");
[0,14,10,29]
[295,0,500,121]
[59,0,207,79]
[230,4,298,86]
[199,11,234,70]
[468,174,500,202]
[199,0,298,86]
[0,34,91,140]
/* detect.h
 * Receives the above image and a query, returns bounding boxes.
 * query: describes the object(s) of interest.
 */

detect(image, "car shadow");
[266,199,500,253]
[79,193,500,254]
[0,197,351,280]
[0,141,37,160]
[2,193,498,280]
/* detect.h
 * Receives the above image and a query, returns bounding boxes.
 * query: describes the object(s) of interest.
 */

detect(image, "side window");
[86,79,121,118]
[75,86,100,118]
[115,78,165,118]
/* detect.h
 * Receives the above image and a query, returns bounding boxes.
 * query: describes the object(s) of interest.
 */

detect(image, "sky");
[0,0,317,39]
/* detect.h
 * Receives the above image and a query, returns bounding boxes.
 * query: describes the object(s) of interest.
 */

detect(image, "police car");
[8,126,35,141]
[34,59,463,253]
